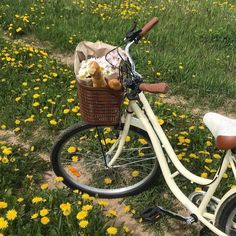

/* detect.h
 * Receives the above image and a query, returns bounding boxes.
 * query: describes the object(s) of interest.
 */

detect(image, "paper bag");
[74,41,125,84]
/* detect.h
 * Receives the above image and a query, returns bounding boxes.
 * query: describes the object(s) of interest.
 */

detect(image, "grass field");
[0,0,236,235]
[0,0,236,109]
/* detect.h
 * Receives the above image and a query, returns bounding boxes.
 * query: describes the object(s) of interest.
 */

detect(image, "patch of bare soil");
[0,130,29,148]
[94,198,155,236]
[161,94,236,119]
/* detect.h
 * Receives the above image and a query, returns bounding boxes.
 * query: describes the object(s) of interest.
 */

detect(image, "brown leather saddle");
[203,112,236,150]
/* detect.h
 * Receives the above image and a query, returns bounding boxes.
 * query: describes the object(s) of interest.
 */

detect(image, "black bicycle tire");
[215,192,236,235]
[51,122,161,198]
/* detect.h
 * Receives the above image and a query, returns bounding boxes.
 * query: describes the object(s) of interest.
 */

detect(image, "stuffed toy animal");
[107,78,122,90]
[88,61,107,88]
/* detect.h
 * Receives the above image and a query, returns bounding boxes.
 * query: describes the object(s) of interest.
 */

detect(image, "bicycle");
[51,17,236,236]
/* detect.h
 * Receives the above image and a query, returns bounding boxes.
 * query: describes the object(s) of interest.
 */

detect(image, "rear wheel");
[215,193,236,235]
[51,122,161,198]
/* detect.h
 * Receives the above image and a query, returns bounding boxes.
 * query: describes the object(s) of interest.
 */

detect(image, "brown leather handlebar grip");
[139,17,159,38]
[139,82,169,94]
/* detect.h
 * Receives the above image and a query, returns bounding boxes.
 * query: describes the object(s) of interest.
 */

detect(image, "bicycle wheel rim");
[52,123,159,197]
[225,209,236,235]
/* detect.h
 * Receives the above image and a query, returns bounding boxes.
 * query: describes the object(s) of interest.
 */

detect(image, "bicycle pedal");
[141,207,163,222]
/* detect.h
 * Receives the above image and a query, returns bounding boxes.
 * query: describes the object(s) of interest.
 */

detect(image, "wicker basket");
[77,81,123,125]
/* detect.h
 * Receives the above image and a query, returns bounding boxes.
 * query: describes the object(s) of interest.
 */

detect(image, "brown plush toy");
[107,78,122,90]
[88,61,107,88]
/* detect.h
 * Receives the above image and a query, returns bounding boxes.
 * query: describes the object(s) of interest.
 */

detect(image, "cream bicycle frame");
[106,91,236,236]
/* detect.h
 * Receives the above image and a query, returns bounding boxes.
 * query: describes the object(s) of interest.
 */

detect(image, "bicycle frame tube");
[137,92,223,185]
[129,95,229,235]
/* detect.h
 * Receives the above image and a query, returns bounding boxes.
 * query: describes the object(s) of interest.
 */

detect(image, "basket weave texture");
[77,81,123,125]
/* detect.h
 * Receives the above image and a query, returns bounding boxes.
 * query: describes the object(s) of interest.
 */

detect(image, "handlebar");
[139,17,159,39]
[123,17,169,96]
[139,83,169,94]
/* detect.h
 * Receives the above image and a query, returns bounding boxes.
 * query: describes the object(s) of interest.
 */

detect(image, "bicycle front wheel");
[51,122,160,198]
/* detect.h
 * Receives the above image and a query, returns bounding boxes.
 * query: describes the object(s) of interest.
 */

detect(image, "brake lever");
[125,21,141,43]
[125,21,137,38]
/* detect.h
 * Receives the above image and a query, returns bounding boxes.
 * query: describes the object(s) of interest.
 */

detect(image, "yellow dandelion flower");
[46,113,53,118]
[79,220,89,228]
[124,205,130,212]
[60,202,71,210]
[40,208,49,217]
[195,187,202,192]
[14,127,21,132]
[106,226,118,235]
[67,146,76,153]
[33,94,40,99]
[55,176,64,182]
[123,226,129,232]
[31,213,39,219]
[15,119,21,125]
[17,198,24,203]
[184,138,191,144]
[2,147,12,155]
[206,141,212,146]
[2,157,9,164]
[158,119,164,125]
[16,27,22,32]
[15,97,22,102]
[72,156,78,162]
[49,119,57,125]
[104,177,112,184]
[32,102,40,107]
[179,114,186,119]
[25,116,34,122]
[213,154,221,159]
[72,107,79,113]
[6,209,17,221]
[81,193,90,200]
[1,125,7,129]
[63,109,70,114]
[0,202,8,209]
[60,202,71,216]
[138,138,147,145]
[52,72,58,77]
[131,170,139,177]
[97,200,109,207]
[67,98,74,103]
[107,209,117,217]
[189,153,198,159]
[41,216,50,225]
[223,173,228,179]
[76,210,88,220]
[40,183,49,190]
[201,173,208,178]
[205,158,213,164]
[82,205,93,211]
[125,136,131,142]
[32,197,44,204]
[0,217,8,230]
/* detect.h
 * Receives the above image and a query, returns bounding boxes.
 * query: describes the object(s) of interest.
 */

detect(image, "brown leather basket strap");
[139,83,169,94]
[139,17,159,38]
[216,135,236,149]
